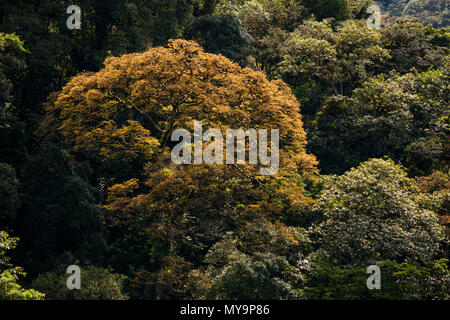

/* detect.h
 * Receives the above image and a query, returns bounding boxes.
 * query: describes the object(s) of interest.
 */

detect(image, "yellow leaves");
[161,105,173,113]
[85,89,104,102]
[107,178,140,199]
[74,120,159,162]
[38,38,317,178]
[160,168,175,177]
[137,136,160,160]
[103,178,140,224]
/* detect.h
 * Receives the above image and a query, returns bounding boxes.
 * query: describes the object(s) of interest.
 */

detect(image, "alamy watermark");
[367,4,382,29]
[65,3,382,31]
[66,5,81,30]
[171,121,279,175]
[66,265,81,290]
[366,265,381,290]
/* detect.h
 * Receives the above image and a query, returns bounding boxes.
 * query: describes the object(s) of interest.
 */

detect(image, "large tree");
[38,39,318,298]
[39,39,316,181]
[311,158,445,266]
[276,19,390,118]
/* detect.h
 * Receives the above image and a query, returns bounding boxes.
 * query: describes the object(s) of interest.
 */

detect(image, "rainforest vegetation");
[0,0,449,300]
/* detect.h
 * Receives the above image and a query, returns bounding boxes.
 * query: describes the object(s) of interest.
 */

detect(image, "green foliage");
[0,231,45,300]
[277,18,390,118]
[0,32,27,108]
[305,257,450,300]
[189,251,305,299]
[0,0,212,119]
[381,20,449,73]
[310,67,449,174]
[218,0,307,32]
[32,265,128,300]
[187,221,310,299]
[184,14,252,66]
[0,107,26,166]
[19,144,108,275]
[305,0,353,21]
[0,270,45,300]
[0,32,27,166]
[0,231,17,268]
[404,0,449,28]
[0,163,19,227]
[0,0,449,301]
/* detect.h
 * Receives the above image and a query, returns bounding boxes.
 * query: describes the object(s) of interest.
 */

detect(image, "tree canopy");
[0,0,449,301]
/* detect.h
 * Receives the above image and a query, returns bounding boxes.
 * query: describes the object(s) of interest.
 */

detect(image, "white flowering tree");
[311,158,445,266]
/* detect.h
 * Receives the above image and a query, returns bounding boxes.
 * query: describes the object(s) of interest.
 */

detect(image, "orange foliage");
[38,39,317,173]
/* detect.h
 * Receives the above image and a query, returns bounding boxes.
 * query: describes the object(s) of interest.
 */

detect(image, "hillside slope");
[377,0,449,27]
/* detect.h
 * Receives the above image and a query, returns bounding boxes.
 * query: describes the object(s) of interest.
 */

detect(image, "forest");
[0,0,449,300]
